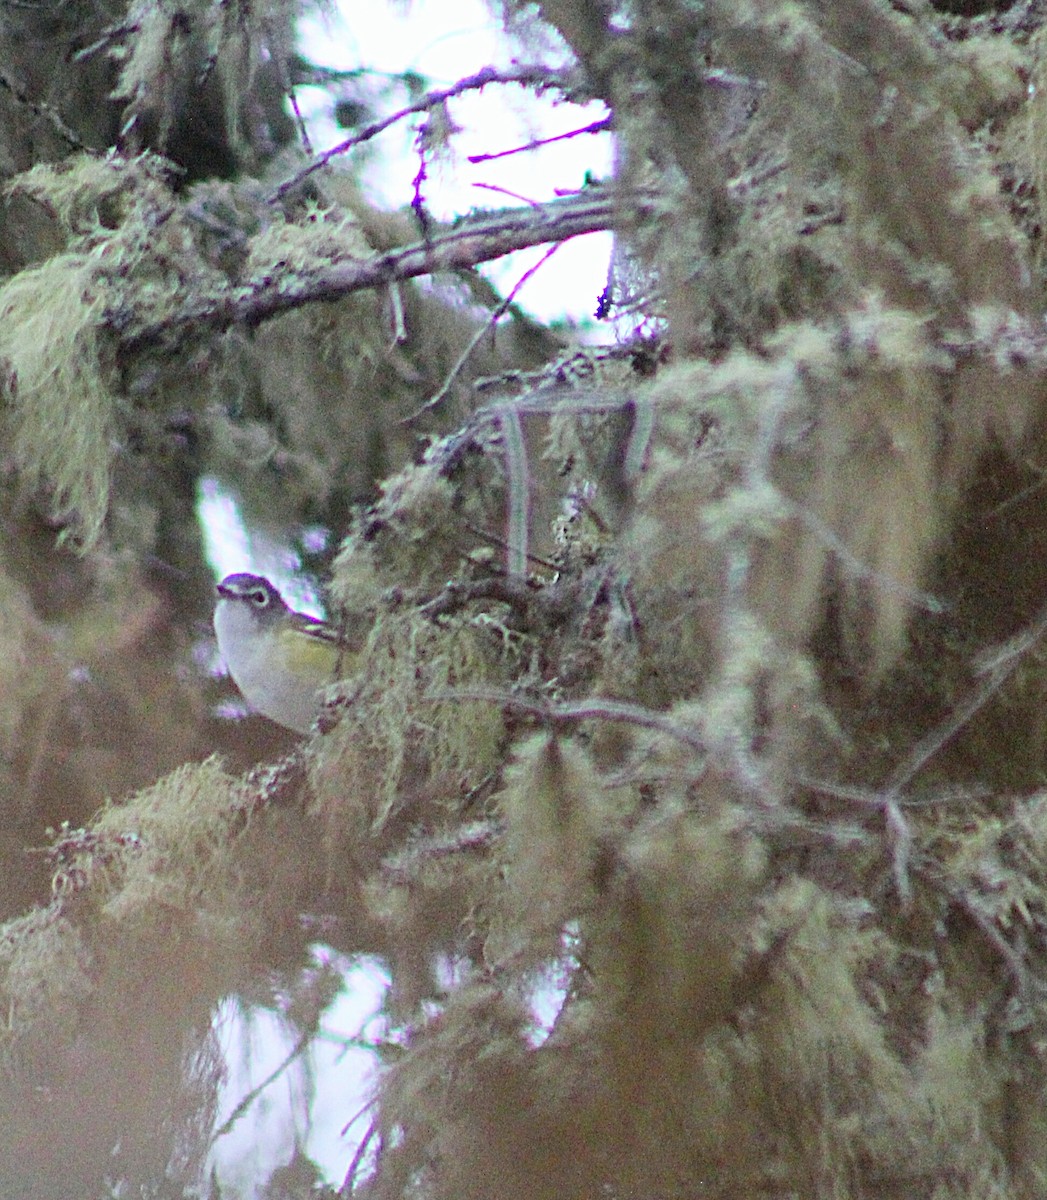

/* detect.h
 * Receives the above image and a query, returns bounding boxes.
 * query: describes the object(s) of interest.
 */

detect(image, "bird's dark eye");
[250,589,268,607]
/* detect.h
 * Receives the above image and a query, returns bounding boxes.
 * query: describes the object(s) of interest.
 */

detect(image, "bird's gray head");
[215,573,290,629]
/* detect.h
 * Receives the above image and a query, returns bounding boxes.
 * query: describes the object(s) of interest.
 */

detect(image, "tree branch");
[467,116,612,164]
[115,187,648,364]
[268,64,579,202]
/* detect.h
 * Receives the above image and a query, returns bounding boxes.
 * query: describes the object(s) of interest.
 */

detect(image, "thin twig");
[468,116,612,163]
[792,505,945,614]
[881,799,913,907]
[268,65,574,202]
[868,607,1047,898]
[798,601,1047,905]
[210,1026,312,1142]
[411,133,433,240]
[277,49,313,156]
[797,776,986,810]
[940,877,1030,996]
[0,71,90,152]
[462,522,559,571]
[431,689,708,756]
[472,182,544,207]
[418,574,561,622]
[980,460,1047,522]
[380,818,504,884]
[882,656,1027,801]
[407,241,563,422]
[341,1117,381,1196]
[972,599,1047,676]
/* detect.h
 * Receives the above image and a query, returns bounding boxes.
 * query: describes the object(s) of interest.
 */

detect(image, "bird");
[213,572,343,734]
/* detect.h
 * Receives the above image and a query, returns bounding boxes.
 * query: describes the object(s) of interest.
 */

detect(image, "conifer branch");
[116,188,647,364]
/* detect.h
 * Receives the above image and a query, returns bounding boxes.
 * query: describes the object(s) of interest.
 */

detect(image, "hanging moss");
[0,255,118,549]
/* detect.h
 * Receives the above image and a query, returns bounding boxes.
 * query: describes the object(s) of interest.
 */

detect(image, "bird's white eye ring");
[250,588,268,607]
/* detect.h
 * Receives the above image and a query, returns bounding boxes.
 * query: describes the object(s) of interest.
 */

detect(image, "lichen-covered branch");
[116,187,647,363]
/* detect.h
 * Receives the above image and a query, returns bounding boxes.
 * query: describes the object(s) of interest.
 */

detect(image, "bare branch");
[472,182,544,207]
[209,1025,314,1144]
[939,876,1031,997]
[433,688,708,757]
[791,505,945,614]
[380,818,503,885]
[342,1113,380,1195]
[467,116,612,164]
[418,575,558,622]
[407,242,563,422]
[0,70,90,152]
[268,64,577,202]
[272,38,313,157]
[796,599,1047,907]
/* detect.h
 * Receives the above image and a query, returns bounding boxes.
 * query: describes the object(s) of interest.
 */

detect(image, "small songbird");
[213,573,343,734]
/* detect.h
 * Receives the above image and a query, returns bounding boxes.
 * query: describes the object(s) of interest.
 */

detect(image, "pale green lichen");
[0,254,117,549]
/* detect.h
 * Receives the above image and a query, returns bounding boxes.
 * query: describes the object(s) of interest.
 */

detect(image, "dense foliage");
[4,1,1047,1196]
